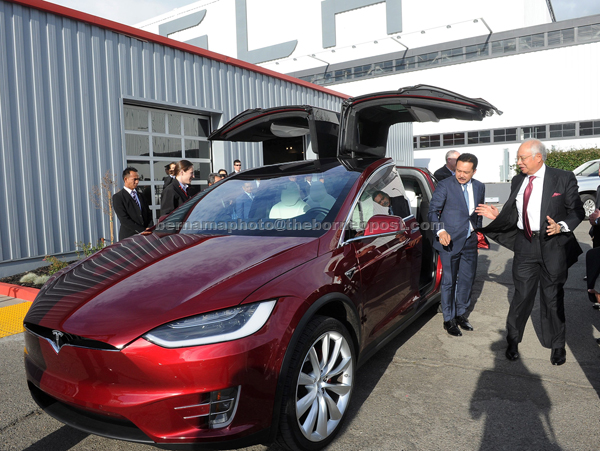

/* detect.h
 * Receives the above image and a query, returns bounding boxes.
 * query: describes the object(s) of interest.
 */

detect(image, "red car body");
[24,85,499,450]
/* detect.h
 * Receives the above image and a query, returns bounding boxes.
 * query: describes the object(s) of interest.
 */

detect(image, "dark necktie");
[131,190,141,210]
[523,176,536,241]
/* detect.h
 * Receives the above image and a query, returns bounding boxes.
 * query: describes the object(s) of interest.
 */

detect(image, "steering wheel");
[306,207,329,221]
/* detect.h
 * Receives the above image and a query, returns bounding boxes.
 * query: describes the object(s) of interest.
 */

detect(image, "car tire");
[277,316,355,451]
[581,194,596,219]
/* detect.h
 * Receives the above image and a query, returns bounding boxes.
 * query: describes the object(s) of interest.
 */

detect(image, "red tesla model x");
[24,85,499,450]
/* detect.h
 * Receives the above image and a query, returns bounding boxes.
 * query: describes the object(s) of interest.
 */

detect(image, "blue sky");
[46,0,600,26]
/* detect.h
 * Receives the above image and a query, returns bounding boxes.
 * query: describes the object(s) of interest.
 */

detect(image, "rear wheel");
[581,194,596,219]
[277,316,355,451]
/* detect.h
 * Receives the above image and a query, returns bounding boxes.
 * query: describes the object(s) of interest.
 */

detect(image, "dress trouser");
[439,232,478,322]
[586,247,600,302]
[508,231,567,349]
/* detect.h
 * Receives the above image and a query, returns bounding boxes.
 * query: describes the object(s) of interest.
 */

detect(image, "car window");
[156,162,360,237]
[577,161,600,177]
[347,165,409,237]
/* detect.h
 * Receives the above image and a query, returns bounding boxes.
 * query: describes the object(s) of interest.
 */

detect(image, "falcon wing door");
[338,84,502,159]
[209,105,340,158]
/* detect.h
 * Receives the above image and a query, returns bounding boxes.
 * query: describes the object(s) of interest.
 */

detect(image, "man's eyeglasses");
[515,154,533,163]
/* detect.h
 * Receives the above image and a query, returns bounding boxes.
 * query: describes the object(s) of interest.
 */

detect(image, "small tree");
[90,170,117,244]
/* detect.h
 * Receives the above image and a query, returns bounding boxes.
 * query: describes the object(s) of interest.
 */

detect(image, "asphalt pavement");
[1,224,599,451]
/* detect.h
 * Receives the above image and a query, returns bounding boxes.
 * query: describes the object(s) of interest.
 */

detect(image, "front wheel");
[277,316,355,451]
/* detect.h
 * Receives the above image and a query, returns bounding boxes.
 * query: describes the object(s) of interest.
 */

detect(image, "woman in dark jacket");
[160,160,195,216]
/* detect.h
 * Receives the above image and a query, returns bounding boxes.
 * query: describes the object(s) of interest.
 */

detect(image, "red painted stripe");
[0,282,39,302]
[6,0,349,100]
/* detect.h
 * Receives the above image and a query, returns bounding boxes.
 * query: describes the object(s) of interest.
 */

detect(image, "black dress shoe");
[551,347,566,366]
[505,342,519,361]
[455,315,473,331]
[443,319,462,336]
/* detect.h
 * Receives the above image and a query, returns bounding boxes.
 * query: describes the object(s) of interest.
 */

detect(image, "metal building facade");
[0,0,346,276]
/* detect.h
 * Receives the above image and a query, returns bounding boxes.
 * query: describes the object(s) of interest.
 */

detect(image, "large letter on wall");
[158,10,209,49]
[236,0,298,64]
[321,0,403,48]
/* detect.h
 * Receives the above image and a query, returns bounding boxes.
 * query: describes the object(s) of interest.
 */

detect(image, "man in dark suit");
[476,139,584,365]
[372,191,411,219]
[163,162,176,187]
[235,181,254,219]
[588,166,600,248]
[433,150,460,181]
[429,153,485,336]
[113,167,152,241]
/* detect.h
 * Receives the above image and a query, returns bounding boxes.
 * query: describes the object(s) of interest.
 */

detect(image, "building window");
[123,105,212,222]
[522,125,546,140]
[467,130,491,145]
[465,43,488,60]
[395,56,416,71]
[578,23,600,42]
[419,135,441,148]
[549,123,576,138]
[417,52,439,68]
[441,47,464,63]
[413,137,418,149]
[548,28,575,46]
[443,133,465,146]
[491,38,516,55]
[493,128,517,142]
[580,121,600,136]
[519,33,545,50]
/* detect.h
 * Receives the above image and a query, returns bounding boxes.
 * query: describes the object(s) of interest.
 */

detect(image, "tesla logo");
[52,330,64,352]
[158,0,403,64]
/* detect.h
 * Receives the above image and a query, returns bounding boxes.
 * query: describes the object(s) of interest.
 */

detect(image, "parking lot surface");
[1,224,600,451]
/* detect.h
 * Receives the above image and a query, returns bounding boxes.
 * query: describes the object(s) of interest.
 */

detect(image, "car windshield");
[155,160,360,237]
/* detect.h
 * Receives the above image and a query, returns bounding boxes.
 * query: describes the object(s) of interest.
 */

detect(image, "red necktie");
[523,176,536,241]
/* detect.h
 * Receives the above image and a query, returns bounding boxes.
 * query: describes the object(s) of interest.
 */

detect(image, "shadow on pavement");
[23,425,89,451]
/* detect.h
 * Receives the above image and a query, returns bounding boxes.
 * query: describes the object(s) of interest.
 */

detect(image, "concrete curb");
[0,283,40,302]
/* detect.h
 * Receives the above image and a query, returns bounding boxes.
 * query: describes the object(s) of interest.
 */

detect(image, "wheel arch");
[266,292,360,444]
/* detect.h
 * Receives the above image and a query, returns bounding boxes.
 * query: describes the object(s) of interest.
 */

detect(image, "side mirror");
[364,215,406,237]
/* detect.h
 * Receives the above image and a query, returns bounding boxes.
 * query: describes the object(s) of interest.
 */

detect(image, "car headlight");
[143,300,277,348]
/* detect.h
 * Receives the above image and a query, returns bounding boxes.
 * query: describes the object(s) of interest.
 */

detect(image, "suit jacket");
[390,196,411,219]
[480,166,584,268]
[113,188,152,241]
[235,192,253,219]
[433,165,453,181]
[160,181,190,217]
[163,176,175,187]
[590,185,600,240]
[428,176,485,255]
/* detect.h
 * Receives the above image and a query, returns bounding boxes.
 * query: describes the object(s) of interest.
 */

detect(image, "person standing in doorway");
[113,167,152,241]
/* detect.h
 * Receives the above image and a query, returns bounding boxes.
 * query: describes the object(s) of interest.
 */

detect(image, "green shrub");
[76,238,106,259]
[43,255,69,275]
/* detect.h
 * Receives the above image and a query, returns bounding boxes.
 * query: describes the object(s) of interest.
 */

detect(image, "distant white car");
[573,159,600,218]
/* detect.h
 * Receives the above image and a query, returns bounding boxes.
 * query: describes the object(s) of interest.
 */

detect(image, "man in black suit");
[476,139,584,365]
[113,167,152,241]
[588,166,600,248]
[428,153,485,336]
[433,150,460,181]
[163,162,176,187]
[372,191,411,219]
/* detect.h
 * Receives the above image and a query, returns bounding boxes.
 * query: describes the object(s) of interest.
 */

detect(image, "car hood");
[25,232,317,348]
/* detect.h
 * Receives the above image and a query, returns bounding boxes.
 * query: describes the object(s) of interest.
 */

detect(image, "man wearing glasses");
[233,159,242,174]
[113,167,153,241]
[476,139,584,366]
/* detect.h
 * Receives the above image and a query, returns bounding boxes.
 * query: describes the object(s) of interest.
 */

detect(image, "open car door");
[209,105,340,159]
[338,84,502,159]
